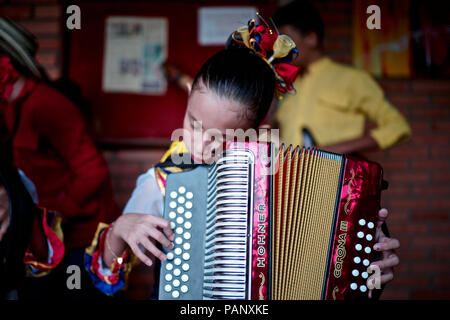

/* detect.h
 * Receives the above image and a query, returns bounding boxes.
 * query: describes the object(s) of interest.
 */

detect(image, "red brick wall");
[1,0,449,300]
[366,79,450,299]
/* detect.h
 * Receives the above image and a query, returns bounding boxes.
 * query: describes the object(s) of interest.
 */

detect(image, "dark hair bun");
[192,48,276,126]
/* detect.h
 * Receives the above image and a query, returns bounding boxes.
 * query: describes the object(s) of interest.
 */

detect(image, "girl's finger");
[371,254,400,270]
[380,272,394,285]
[146,227,174,250]
[375,208,389,240]
[138,236,167,262]
[367,270,394,287]
[146,216,175,241]
[377,208,389,228]
[129,242,153,267]
[368,271,394,298]
[374,238,400,251]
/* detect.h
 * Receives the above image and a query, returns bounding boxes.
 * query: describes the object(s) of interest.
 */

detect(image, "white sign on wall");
[198,7,257,46]
[102,16,168,95]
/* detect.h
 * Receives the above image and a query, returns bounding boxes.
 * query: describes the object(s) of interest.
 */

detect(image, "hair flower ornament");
[231,19,300,98]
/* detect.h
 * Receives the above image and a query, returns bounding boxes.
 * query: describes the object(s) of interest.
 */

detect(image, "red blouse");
[3,79,120,250]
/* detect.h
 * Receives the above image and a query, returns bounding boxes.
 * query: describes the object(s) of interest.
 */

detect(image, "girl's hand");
[112,213,174,266]
[368,208,400,298]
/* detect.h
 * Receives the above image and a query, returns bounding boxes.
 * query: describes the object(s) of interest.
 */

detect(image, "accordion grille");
[203,150,254,299]
[272,149,342,300]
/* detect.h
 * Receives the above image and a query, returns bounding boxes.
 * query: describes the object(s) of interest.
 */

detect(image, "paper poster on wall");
[102,16,168,94]
[198,7,257,46]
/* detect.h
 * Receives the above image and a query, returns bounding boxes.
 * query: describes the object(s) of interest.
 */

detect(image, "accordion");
[158,141,384,300]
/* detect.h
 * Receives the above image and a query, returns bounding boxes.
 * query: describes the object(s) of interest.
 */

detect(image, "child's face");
[183,84,253,163]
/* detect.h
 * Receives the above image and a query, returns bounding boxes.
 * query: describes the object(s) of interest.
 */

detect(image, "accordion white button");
[185,201,193,209]
[182,253,190,260]
[176,227,183,235]
[350,283,357,290]
[354,257,361,264]
[175,248,182,255]
[177,207,185,214]
[170,222,176,229]
[182,263,189,271]
[184,222,192,229]
[174,258,181,266]
[175,237,182,245]
[173,279,180,287]
[166,263,173,271]
[184,232,191,240]
[362,272,368,279]
[360,285,367,293]
[366,234,373,241]
[358,219,366,226]
[170,191,177,199]
[181,285,188,293]
[183,243,190,250]
[176,217,184,224]
[181,274,189,282]
[164,284,172,292]
[173,268,181,276]
[363,259,370,266]
[357,231,364,238]
[172,290,180,298]
[169,211,176,219]
[165,274,172,282]
[178,197,185,204]
[355,244,362,251]
[365,247,371,254]
[186,192,193,199]
[367,222,375,229]
[185,211,192,219]
[169,201,176,209]
[166,252,174,260]
[178,186,186,194]
[352,269,359,277]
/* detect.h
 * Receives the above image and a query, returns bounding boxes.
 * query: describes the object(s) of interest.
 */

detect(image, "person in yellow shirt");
[271,0,411,153]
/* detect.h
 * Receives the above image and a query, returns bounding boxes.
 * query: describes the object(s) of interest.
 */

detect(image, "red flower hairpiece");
[232,19,300,98]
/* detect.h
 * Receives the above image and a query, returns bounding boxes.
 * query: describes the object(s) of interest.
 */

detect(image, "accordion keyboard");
[159,166,209,300]
[348,218,376,293]
[159,149,255,300]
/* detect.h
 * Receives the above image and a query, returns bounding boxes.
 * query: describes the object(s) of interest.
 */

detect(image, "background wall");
[1,0,449,299]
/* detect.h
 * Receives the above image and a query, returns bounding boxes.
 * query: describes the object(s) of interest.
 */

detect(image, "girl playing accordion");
[85,21,400,299]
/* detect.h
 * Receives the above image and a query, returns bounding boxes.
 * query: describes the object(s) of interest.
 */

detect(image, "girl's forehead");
[187,89,250,131]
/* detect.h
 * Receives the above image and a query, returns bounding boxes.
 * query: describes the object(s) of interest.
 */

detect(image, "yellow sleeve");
[350,72,412,149]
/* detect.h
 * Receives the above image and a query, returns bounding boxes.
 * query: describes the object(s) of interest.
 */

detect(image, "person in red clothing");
[0,18,120,299]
